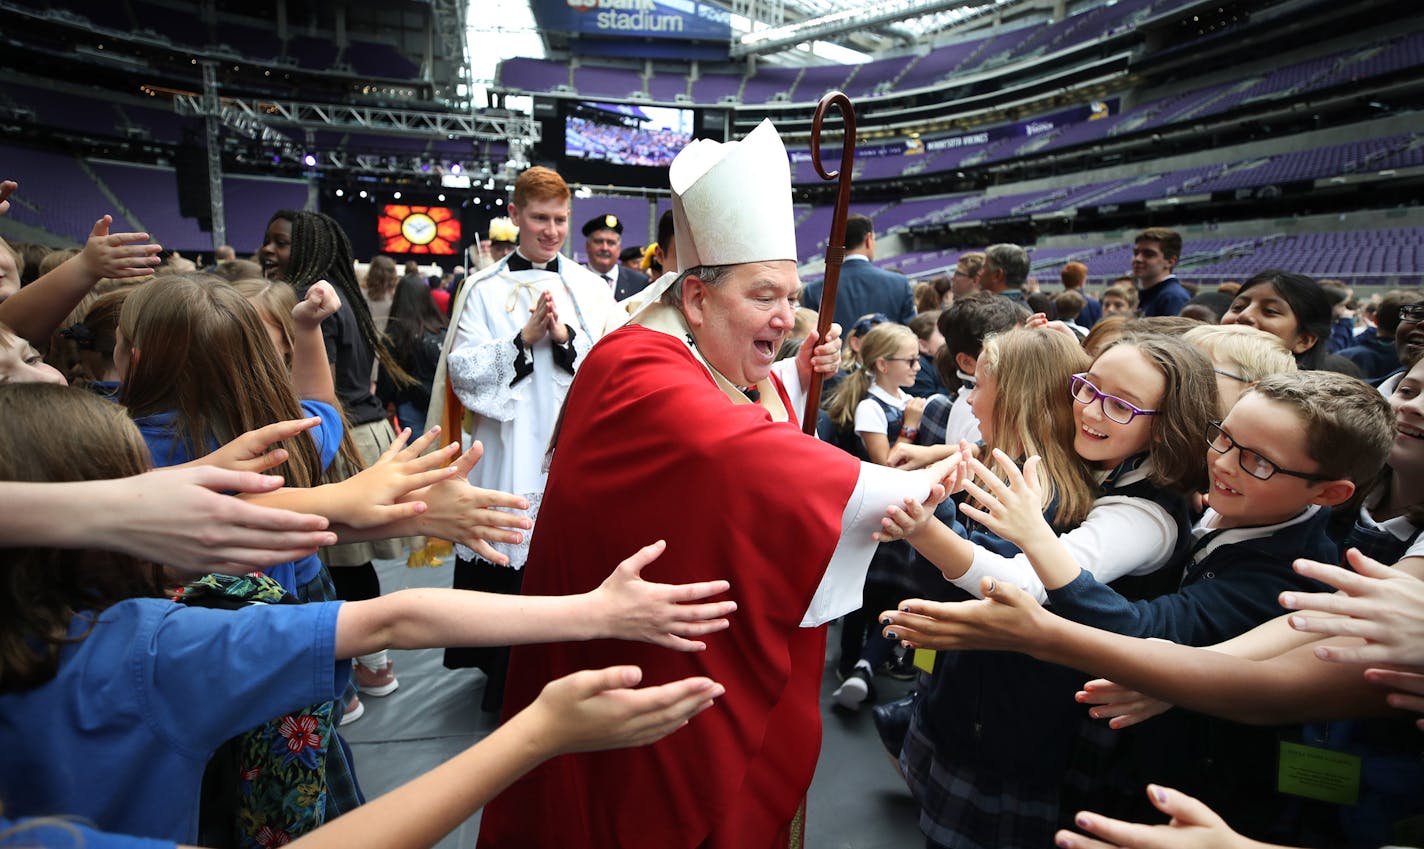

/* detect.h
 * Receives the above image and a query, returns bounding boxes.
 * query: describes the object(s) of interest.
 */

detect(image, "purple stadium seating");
[648,70,689,102]
[896,39,984,91]
[574,65,644,99]
[132,1,207,49]
[845,55,917,98]
[347,39,421,79]
[0,145,141,240]
[691,72,741,103]
[498,58,569,93]
[288,34,340,71]
[741,66,802,104]
[791,64,852,101]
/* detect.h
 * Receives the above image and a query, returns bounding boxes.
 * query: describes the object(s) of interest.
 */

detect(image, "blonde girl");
[825,323,923,465]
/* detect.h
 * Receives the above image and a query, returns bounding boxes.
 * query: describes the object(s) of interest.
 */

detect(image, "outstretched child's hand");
[330,426,460,528]
[191,416,322,475]
[78,215,161,280]
[0,180,15,216]
[521,666,724,756]
[293,280,342,330]
[1055,784,1262,849]
[875,493,938,543]
[1280,548,1424,667]
[1362,668,1424,732]
[879,577,1056,652]
[958,450,1056,550]
[1076,678,1173,730]
[400,440,533,564]
[590,540,737,651]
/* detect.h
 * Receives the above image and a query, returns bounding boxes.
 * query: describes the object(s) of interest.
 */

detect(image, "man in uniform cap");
[479,120,952,849]
[582,212,648,301]
[619,244,645,273]
[426,166,623,712]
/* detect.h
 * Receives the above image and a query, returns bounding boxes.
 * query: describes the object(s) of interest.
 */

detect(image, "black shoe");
[871,690,917,758]
[878,653,918,681]
[831,667,877,709]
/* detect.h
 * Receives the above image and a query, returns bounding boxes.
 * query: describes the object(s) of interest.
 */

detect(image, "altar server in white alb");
[428,165,623,711]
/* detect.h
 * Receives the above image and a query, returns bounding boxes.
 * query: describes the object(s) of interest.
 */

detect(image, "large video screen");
[564,102,694,168]
[377,204,461,255]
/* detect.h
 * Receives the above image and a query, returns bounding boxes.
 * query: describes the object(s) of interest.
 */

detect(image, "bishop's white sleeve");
[447,291,525,422]
[801,462,932,627]
[952,496,1180,604]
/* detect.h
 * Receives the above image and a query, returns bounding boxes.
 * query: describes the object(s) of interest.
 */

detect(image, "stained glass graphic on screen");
[379,205,461,255]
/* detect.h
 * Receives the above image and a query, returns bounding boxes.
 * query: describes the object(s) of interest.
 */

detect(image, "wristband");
[899,426,919,441]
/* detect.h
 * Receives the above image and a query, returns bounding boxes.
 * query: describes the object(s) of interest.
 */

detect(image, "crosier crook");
[802,90,858,434]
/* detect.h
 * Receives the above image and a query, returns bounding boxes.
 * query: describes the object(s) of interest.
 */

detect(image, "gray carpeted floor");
[338,556,924,848]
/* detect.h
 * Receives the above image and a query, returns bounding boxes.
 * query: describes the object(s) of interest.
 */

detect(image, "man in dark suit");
[582,213,648,301]
[801,214,915,329]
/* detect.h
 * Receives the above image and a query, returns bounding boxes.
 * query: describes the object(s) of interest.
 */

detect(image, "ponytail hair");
[824,323,915,429]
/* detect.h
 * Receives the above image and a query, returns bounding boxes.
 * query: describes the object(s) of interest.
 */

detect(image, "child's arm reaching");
[879,579,1396,725]
[175,416,323,475]
[335,538,737,655]
[1057,784,1295,849]
[289,280,341,405]
[876,442,1081,599]
[958,450,1085,590]
[244,426,462,534]
[272,665,722,849]
[385,440,533,565]
[0,215,161,344]
[0,469,335,573]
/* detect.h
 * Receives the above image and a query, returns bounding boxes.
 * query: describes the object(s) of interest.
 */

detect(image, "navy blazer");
[802,256,916,329]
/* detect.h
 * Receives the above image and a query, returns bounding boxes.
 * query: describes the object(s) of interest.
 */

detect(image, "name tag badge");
[1277,741,1361,805]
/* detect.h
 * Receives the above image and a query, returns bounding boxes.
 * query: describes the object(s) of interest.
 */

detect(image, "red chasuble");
[477,323,861,849]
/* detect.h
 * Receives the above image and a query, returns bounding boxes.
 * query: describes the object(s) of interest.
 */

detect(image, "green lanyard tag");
[1277,741,1361,805]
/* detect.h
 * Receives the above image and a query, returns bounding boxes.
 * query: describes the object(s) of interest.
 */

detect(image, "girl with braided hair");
[259,209,412,719]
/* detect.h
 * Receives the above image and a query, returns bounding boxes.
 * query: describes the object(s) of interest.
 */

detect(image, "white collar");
[868,382,909,410]
[1360,486,1418,541]
[1192,504,1320,562]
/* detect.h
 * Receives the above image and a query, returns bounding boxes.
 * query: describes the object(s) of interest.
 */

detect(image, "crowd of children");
[2,170,1422,849]
[811,230,1424,849]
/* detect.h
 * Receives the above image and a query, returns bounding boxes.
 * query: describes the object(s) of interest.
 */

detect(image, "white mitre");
[624,119,798,317]
[670,118,797,271]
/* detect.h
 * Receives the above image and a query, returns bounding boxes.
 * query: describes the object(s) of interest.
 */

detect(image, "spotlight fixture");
[303,153,317,167]
[393,191,402,200]
[335,188,345,197]
[359,190,369,199]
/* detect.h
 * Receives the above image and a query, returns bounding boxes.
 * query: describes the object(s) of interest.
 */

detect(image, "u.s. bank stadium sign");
[533,0,732,41]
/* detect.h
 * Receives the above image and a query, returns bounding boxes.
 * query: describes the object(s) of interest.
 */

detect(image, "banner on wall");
[787,99,1119,164]
[531,0,732,42]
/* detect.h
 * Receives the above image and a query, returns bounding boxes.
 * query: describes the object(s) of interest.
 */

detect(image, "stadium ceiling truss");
[173,95,540,145]
[727,0,1012,57]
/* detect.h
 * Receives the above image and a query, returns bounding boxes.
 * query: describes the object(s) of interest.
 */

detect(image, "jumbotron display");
[377,204,461,255]
[564,101,694,168]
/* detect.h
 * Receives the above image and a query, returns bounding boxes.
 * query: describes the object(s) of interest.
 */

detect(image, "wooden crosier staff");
[801,90,857,434]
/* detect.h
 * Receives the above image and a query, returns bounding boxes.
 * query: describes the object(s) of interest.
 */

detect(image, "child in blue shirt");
[0,383,735,846]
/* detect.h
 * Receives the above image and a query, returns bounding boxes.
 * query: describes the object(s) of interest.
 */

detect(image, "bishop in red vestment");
[479,119,943,849]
